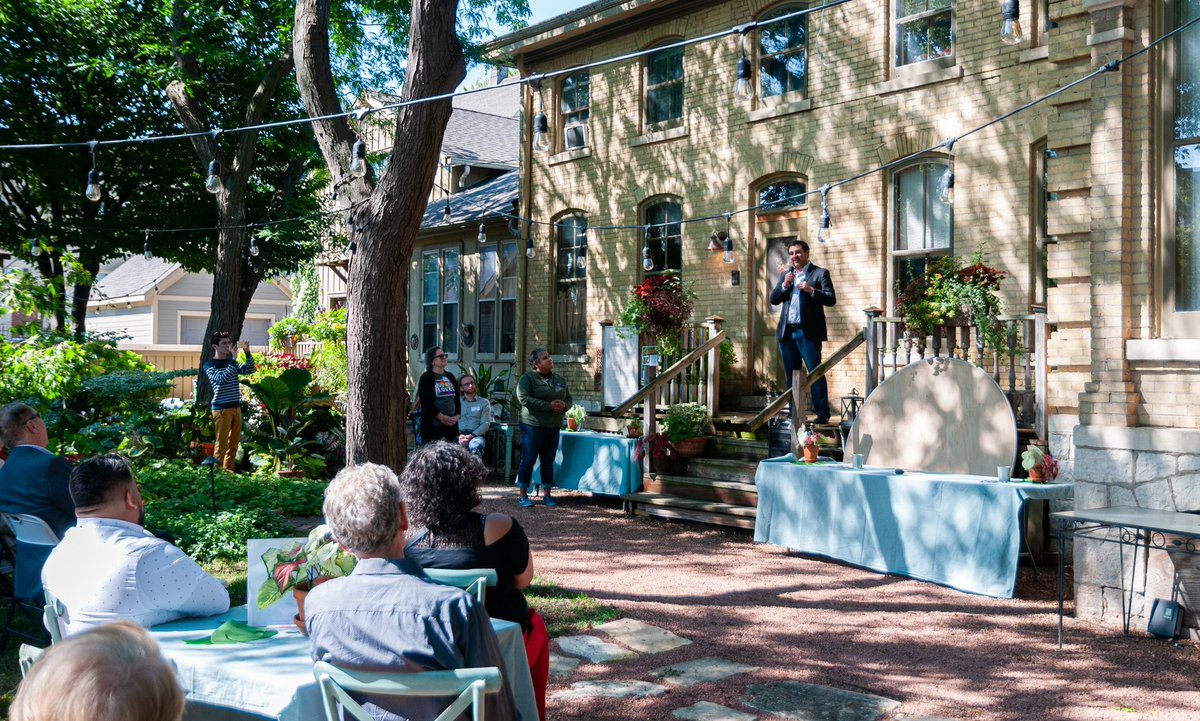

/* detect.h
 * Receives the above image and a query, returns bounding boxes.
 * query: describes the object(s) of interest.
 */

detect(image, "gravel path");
[479,486,1200,721]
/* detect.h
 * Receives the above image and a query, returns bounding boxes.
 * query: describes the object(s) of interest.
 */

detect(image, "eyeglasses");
[433,353,449,360]
[23,412,40,425]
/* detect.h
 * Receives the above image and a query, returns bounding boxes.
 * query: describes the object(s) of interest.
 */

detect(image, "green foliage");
[565,404,587,424]
[138,459,326,519]
[255,524,357,610]
[896,249,1011,354]
[526,577,622,638]
[148,508,291,563]
[310,342,349,398]
[292,262,321,321]
[617,273,696,359]
[0,331,151,405]
[661,402,713,444]
[242,367,332,472]
[719,339,737,380]
[268,316,311,349]
[308,307,347,343]
[454,362,510,400]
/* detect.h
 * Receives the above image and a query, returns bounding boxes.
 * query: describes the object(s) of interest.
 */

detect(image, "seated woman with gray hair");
[403,442,549,721]
[11,620,184,721]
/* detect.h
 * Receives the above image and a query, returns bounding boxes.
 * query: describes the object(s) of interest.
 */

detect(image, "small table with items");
[531,430,642,496]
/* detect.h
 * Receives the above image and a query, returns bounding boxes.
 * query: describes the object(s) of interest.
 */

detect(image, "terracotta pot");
[292,577,331,635]
[802,444,820,463]
[567,418,579,431]
[1028,464,1046,483]
[673,436,709,460]
[277,469,305,479]
[627,428,642,438]
[198,442,215,458]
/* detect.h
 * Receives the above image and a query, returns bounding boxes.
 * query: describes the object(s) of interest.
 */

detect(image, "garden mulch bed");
[479,486,1200,721]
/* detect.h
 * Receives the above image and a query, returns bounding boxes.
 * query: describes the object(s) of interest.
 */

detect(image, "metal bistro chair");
[0,513,60,651]
[314,660,502,721]
[422,568,498,606]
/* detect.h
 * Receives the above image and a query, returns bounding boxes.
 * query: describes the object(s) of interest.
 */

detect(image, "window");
[645,45,684,128]
[758,180,808,213]
[893,162,952,292]
[1169,0,1200,324]
[895,0,953,67]
[644,199,683,276]
[759,6,807,99]
[555,216,588,354]
[477,241,518,357]
[560,72,590,150]
[421,247,460,357]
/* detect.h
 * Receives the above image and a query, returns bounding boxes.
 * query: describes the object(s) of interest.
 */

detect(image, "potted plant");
[896,249,1009,354]
[626,418,643,438]
[1020,443,1059,483]
[798,425,833,463]
[660,402,713,459]
[565,404,587,431]
[256,524,357,632]
[241,367,331,477]
[617,272,696,360]
[268,316,310,351]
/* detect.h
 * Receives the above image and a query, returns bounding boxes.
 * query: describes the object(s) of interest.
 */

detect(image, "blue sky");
[461,0,592,87]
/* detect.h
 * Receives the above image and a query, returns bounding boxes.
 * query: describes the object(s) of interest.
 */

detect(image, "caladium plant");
[256,524,357,609]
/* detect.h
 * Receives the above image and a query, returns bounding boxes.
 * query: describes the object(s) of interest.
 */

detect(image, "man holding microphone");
[202,332,256,471]
[770,239,837,424]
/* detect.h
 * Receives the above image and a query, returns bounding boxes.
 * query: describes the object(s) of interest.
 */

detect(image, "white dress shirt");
[787,262,812,324]
[42,517,229,635]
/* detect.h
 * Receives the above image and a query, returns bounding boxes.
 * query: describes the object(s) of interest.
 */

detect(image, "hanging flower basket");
[896,250,1009,354]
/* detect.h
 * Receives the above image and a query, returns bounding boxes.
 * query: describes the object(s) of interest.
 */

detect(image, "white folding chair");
[313,660,501,721]
[422,568,498,605]
[43,589,65,644]
[18,643,45,678]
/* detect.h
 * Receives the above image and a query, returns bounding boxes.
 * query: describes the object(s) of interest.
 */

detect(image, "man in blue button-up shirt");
[304,463,519,721]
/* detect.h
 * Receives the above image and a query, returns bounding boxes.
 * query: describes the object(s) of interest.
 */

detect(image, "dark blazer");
[0,446,75,597]
[769,263,837,342]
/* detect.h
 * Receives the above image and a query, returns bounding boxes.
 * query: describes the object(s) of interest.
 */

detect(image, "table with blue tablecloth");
[753,456,1073,598]
[531,430,642,496]
[149,606,538,721]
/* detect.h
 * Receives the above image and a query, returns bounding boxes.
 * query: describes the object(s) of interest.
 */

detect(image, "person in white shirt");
[457,374,493,457]
[42,455,229,636]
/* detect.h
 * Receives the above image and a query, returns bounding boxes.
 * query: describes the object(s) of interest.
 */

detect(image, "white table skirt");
[152,606,537,721]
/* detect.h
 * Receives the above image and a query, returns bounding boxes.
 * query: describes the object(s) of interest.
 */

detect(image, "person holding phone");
[203,331,256,471]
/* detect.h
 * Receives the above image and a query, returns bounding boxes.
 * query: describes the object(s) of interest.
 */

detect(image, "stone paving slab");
[652,658,759,687]
[550,680,669,701]
[672,701,758,721]
[595,618,692,654]
[555,635,638,662]
[741,682,900,721]
[548,653,580,679]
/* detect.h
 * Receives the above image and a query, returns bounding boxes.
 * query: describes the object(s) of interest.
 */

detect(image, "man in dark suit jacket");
[769,239,837,423]
[0,402,75,596]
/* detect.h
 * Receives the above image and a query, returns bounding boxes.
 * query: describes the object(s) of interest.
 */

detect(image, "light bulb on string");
[937,139,956,205]
[642,226,654,271]
[348,139,368,178]
[205,160,222,194]
[817,186,833,244]
[525,236,534,259]
[477,223,487,243]
[530,78,551,153]
[722,213,735,264]
[734,29,753,99]
[443,202,452,222]
[84,140,102,202]
[29,237,41,257]
[143,230,152,260]
[1000,0,1024,46]
[249,238,260,257]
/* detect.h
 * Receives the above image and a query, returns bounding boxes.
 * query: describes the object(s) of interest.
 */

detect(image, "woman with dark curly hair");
[401,442,549,721]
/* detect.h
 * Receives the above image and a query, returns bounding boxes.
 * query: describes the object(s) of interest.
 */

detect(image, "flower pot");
[1028,465,1046,483]
[292,577,330,635]
[673,436,708,460]
[277,469,305,479]
[627,428,642,438]
[801,444,820,464]
[567,418,579,431]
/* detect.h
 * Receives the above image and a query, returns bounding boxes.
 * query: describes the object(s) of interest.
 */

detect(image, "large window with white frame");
[421,246,460,357]
[643,199,683,276]
[895,0,954,68]
[560,72,590,151]
[554,216,588,355]
[759,5,807,99]
[477,240,518,357]
[893,161,952,293]
[645,44,684,128]
[1166,0,1200,335]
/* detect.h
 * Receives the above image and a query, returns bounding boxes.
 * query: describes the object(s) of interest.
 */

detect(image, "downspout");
[517,56,534,370]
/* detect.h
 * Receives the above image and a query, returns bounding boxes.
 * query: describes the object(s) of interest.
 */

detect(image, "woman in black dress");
[417,346,459,445]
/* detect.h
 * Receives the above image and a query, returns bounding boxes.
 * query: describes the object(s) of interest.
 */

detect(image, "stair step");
[642,475,759,506]
[631,504,757,530]
[623,493,759,518]
[679,457,759,483]
[709,436,770,461]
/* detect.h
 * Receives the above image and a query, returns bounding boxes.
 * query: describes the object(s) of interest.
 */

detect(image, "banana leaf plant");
[241,368,331,472]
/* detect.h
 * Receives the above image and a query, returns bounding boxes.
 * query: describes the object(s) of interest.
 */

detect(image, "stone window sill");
[1126,339,1200,363]
[747,97,813,123]
[631,124,689,148]
[548,147,591,166]
[876,64,963,96]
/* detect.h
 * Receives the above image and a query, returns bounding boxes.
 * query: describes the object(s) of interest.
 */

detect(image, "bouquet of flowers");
[800,426,834,447]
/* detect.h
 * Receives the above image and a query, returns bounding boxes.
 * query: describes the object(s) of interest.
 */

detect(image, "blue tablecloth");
[150,606,537,721]
[531,430,642,496]
[753,456,1073,598]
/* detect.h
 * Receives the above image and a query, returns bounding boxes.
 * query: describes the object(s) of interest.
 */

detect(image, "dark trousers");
[516,423,559,492]
[420,422,457,446]
[779,324,831,419]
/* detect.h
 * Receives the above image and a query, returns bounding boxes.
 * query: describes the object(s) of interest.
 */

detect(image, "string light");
[143,230,152,260]
[1000,0,1024,46]
[29,236,41,257]
[937,139,956,205]
[477,223,487,243]
[205,160,222,194]
[84,140,102,202]
[531,78,551,153]
[817,186,832,244]
[734,27,753,99]
[642,226,654,271]
[525,235,534,258]
[443,201,452,222]
[249,236,260,257]
[722,212,735,264]
[348,139,368,178]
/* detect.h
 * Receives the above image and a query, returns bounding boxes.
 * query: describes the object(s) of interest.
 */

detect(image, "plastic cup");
[852,454,864,469]
[997,465,1011,482]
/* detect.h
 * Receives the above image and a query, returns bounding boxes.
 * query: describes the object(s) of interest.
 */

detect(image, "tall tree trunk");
[294,0,464,470]
[69,259,100,337]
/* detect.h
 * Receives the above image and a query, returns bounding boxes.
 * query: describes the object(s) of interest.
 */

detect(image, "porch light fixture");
[816,186,832,244]
[205,160,222,194]
[734,28,753,99]
[707,231,723,253]
[84,140,102,202]
[1000,0,1024,46]
[348,139,368,178]
[937,139,956,205]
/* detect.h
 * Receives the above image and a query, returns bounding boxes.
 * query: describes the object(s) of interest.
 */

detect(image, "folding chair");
[313,660,501,721]
[18,643,45,678]
[43,588,65,644]
[0,513,60,651]
[422,568,498,605]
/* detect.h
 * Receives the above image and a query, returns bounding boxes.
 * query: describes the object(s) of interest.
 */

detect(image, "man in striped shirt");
[203,332,255,471]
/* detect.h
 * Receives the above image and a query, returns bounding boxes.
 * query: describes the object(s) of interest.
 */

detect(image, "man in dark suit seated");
[0,402,75,598]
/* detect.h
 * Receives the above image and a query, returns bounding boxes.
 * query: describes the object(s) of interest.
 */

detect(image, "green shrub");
[138,459,326,518]
[0,330,150,404]
[147,508,291,562]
